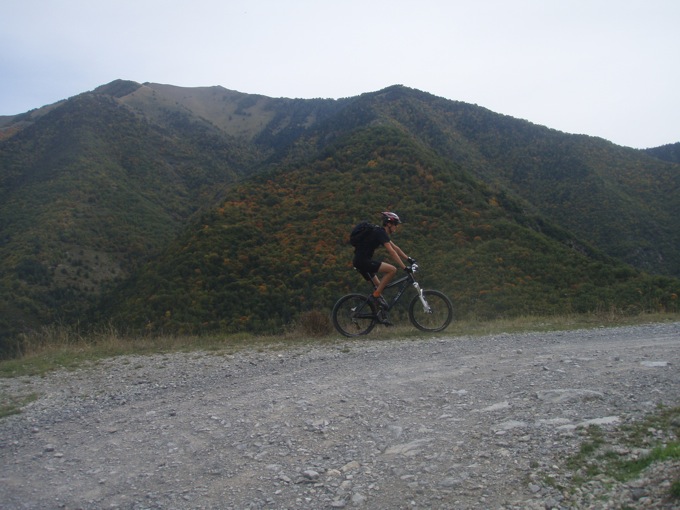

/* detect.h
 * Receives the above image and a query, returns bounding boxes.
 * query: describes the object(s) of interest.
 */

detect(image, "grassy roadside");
[2,310,679,379]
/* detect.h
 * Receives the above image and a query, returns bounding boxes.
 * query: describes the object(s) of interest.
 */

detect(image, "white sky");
[1,0,678,149]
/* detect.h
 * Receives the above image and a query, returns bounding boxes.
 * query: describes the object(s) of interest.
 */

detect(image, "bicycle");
[331,263,453,337]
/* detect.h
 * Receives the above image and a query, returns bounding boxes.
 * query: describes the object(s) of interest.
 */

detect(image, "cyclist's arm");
[384,241,407,269]
[390,241,409,261]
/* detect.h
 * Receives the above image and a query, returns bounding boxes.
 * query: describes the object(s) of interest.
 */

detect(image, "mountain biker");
[353,212,413,322]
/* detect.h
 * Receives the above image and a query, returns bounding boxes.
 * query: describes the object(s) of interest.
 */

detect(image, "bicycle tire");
[408,290,453,332]
[332,293,377,337]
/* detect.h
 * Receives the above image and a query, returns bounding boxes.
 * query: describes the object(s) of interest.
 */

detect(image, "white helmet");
[381,211,401,225]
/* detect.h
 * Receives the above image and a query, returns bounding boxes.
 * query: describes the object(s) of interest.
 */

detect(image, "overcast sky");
[1,0,678,149]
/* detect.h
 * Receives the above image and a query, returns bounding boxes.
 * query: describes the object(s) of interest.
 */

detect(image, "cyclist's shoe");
[370,294,389,310]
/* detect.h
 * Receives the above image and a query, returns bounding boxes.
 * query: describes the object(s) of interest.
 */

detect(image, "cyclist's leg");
[355,261,390,313]
[374,262,396,296]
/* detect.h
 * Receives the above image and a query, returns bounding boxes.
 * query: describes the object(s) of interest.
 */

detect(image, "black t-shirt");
[354,226,390,261]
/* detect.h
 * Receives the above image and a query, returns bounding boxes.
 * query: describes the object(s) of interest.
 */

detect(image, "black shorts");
[353,258,381,281]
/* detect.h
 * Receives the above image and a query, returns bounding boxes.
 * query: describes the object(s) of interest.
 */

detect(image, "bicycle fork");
[413,281,432,313]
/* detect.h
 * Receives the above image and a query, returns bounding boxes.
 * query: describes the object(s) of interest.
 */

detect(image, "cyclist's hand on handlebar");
[407,257,416,265]
[404,266,413,274]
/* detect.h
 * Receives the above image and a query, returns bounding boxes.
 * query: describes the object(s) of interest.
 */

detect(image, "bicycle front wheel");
[408,290,453,332]
[332,293,377,337]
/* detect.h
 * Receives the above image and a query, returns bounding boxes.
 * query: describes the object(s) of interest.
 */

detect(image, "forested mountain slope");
[0,90,262,344]
[644,142,680,164]
[329,87,680,276]
[0,80,678,350]
[103,124,678,335]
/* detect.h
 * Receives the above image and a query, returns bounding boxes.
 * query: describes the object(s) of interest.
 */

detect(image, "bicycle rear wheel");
[332,293,377,337]
[408,290,453,332]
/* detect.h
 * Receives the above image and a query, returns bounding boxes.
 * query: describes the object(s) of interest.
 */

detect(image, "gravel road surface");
[1,322,679,509]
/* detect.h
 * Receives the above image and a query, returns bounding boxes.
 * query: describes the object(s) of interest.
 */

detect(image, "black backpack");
[349,221,379,247]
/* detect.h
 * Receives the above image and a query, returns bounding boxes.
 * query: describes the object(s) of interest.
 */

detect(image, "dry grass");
[2,310,679,379]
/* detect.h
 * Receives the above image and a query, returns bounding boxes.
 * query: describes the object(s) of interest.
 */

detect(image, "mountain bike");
[331,263,453,337]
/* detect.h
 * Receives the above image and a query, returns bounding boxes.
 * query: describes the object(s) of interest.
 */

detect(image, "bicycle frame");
[371,266,431,313]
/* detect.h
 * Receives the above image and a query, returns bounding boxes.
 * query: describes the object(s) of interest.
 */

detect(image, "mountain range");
[1,80,678,353]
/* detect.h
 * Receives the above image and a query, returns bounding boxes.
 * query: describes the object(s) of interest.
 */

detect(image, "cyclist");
[352,212,413,322]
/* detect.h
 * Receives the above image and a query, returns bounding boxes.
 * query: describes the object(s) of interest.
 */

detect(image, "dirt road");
[1,322,678,509]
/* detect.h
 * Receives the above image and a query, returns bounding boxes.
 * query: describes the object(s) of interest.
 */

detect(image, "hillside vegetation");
[103,124,678,335]
[645,142,680,164]
[0,81,678,353]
